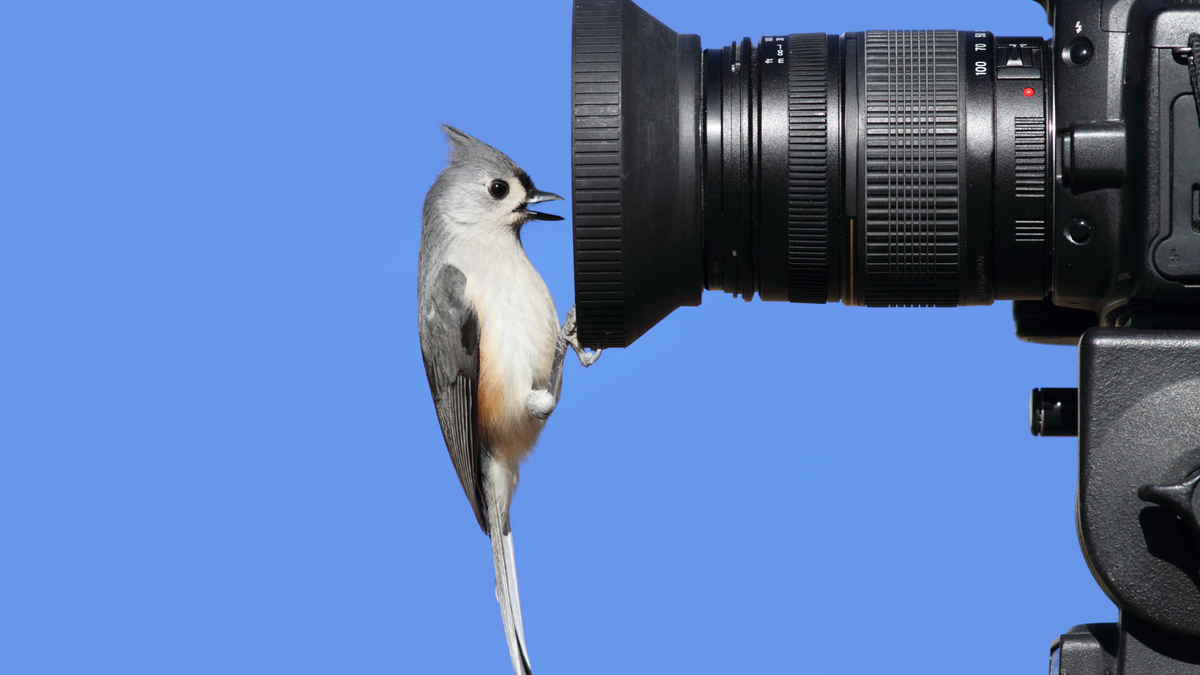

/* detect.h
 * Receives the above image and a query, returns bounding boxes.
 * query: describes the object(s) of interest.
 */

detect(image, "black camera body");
[1038,0,1200,338]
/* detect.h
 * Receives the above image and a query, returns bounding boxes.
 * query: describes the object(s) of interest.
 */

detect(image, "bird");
[418,124,600,675]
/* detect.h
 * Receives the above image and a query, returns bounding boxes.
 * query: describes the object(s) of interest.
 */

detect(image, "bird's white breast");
[451,227,558,461]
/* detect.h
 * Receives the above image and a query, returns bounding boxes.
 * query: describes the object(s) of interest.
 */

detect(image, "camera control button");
[1069,41,1093,64]
[1068,217,1093,244]
[1031,388,1079,436]
[996,42,1042,79]
[1138,471,1200,560]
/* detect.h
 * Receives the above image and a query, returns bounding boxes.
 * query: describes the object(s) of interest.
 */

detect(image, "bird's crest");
[440,124,519,177]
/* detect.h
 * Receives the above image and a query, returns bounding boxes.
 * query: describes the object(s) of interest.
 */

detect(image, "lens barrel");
[571,0,1052,347]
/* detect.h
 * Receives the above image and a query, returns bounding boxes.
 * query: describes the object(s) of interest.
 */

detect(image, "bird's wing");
[419,264,487,532]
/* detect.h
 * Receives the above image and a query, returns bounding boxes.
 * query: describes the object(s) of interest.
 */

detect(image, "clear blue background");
[1,0,1112,673]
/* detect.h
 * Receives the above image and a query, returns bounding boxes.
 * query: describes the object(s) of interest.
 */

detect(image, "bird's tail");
[490,517,533,675]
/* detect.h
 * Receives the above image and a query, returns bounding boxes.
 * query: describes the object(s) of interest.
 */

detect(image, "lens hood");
[571,0,701,348]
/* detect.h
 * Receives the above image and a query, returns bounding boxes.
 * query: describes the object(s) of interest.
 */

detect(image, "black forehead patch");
[514,170,534,195]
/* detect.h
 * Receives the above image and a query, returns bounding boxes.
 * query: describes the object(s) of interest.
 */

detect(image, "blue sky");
[1,0,1112,673]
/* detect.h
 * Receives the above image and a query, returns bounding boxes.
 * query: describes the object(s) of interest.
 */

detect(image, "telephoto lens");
[571,0,1052,347]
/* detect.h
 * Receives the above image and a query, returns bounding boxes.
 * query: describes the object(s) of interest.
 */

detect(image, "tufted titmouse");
[418,125,599,675]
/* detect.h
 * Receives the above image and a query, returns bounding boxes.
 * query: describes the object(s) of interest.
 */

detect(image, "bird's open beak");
[517,189,565,221]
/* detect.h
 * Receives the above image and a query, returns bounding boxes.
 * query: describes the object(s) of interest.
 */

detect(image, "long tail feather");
[490,522,532,675]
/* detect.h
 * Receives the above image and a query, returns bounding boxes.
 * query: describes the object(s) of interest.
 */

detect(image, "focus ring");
[786,33,830,303]
[862,30,960,307]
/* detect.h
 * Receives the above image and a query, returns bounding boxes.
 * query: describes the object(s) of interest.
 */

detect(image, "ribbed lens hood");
[571,0,702,349]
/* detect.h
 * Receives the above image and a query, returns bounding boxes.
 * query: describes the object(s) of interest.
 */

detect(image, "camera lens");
[571,0,1053,347]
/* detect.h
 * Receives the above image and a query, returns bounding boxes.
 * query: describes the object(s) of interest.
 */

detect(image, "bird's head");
[432,124,565,231]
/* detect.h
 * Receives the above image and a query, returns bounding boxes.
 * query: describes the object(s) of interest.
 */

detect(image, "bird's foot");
[561,304,601,368]
[526,389,557,420]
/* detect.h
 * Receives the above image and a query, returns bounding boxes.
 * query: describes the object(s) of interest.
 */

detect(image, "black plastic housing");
[1078,329,1200,639]
[1037,0,1200,334]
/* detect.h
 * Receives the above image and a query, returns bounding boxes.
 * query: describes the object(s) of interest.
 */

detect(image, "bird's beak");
[526,189,563,204]
[518,189,565,221]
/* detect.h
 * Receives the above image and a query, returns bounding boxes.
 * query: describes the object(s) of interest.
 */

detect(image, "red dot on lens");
[1023,87,1036,97]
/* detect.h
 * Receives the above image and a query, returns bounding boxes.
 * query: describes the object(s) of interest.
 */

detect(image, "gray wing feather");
[419,264,487,532]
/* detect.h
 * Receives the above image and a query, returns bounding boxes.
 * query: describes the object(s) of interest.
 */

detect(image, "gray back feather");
[418,264,487,532]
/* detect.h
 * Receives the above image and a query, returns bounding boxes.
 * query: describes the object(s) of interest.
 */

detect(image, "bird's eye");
[488,180,509,200]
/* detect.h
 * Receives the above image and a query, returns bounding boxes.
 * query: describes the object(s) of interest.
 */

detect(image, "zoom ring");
[862,30,960,307]
[786,33,830,303]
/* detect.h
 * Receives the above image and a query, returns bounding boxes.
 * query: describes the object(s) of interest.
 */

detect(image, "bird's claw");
[560,304,601,368]
[576,348,601,368]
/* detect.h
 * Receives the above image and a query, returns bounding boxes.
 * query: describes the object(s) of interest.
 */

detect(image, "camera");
[569,0,1200,672]
[569,0,1200,348]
